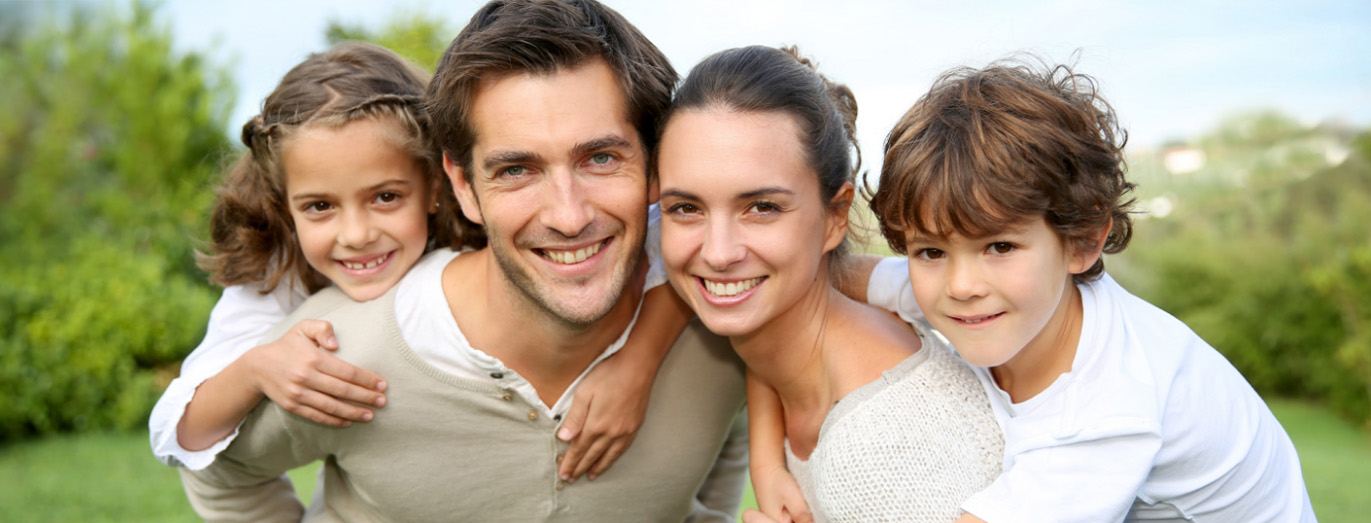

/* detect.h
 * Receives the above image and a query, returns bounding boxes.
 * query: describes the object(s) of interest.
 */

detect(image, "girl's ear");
[823,182,855,254]
[444,152,484,225]
[1069,217,1113,274]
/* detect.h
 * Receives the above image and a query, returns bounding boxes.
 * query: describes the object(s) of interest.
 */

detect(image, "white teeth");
[542,242,602,265]
[703,277,763,297]
[342,253,388,270]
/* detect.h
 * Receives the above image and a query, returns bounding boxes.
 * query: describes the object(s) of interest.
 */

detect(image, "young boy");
[865,62,1315,521]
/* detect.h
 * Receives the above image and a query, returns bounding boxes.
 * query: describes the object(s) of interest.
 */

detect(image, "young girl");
[148,42,687,483]
[774,60,1313,521]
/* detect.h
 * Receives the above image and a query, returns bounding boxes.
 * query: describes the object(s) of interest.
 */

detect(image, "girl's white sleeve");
[642,203,668,290]
[867,256,926,325]
[148,282,304,469]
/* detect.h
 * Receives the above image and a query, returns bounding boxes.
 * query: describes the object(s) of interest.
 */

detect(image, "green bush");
[1117,116,1371,429]
[0,3,230,441]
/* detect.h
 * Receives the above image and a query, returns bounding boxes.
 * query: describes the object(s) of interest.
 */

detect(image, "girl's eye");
[305,201,332,213]
[376,192,401,204]
[987,242,1015,255]
[914,248,945,261]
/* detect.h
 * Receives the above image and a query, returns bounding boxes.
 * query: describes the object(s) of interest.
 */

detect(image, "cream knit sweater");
[786,334,1003,522]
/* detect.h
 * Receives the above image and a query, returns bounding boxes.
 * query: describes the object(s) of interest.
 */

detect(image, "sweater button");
[500,391,513,401]
[527,409,538,421]
[490,372,504,379]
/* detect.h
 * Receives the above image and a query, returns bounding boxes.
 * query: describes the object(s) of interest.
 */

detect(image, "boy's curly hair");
[868,58,1135,281]
[199,42,485,294]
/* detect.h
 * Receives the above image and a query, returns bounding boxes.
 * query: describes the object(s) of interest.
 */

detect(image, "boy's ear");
[1069,218,1113,274]
[443,151,484,226]
[823,182,855,253]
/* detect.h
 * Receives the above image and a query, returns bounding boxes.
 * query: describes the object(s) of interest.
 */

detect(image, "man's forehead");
[466,58,640,159]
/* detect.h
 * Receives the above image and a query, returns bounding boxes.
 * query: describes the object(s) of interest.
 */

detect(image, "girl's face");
[283,118,434,301]
[658,108,847,337]
[903,216,1096,369]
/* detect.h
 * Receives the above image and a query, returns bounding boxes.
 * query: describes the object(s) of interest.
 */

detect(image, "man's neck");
[442,249,643,405]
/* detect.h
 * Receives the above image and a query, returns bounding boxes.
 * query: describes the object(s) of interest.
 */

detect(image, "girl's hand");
[244,320,387,427]
[555,351,652,482]
[753,464,813,523]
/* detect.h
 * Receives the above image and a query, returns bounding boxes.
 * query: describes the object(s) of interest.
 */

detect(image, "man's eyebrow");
[481,150,544,172]
[571,135,633,158]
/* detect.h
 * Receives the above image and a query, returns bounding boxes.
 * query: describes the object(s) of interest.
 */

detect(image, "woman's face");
[658,108,847,337]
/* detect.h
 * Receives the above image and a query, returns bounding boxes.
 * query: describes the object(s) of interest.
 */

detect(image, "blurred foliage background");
[1,0,1368,442]
[0,3,1368,519]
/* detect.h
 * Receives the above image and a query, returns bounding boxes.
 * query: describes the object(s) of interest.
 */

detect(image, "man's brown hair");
[426,0,677,179]
[869,59,1135,281]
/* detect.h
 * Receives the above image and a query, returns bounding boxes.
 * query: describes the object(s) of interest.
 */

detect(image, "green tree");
[0,3,232,439]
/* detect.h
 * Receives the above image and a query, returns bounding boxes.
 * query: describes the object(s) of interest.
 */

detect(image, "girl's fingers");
[305,371,386,409]
[316,352,387,393]
[293,320,338,350]
[294,387,374,423]
[281,401,353,428]
[587,440,628,480]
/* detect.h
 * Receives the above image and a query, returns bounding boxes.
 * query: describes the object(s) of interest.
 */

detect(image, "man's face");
[448,58,650,327]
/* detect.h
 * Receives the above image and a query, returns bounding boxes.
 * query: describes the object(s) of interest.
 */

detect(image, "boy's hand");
[753,464,813,523]
[555,353,652,482]
[244,320,387,427]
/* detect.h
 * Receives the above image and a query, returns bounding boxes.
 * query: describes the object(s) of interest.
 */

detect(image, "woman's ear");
[823,182,855,253]
[1069,217,1113,274]
[444,151,484,226]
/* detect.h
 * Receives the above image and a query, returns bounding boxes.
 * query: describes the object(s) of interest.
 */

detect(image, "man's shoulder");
[264,286,395,343]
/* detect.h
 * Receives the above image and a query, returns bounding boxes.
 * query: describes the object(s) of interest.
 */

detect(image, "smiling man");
[178,1,747,521]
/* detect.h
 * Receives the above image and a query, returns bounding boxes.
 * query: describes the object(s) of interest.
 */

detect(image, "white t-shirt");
[868,257,1315,522]
[149,206,667,469]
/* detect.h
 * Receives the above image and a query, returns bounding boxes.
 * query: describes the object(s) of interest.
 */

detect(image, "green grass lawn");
[0,398,1363,521]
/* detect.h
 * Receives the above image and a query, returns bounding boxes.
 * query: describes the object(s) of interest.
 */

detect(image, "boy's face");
[447,58,650,327]
[904,216,1096,370]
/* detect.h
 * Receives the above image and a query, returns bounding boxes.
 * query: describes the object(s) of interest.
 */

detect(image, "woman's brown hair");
[198,42,484,294]
[869,58,1135,281]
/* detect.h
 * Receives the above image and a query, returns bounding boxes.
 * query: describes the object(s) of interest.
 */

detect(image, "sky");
[162,0,1371,168]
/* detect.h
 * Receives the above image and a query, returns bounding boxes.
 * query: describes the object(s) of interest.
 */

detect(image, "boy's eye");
[987,242,1015,255]
[914,247,945,261]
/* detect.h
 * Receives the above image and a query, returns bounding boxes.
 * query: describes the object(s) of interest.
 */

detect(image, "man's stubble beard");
[490,225,646,330]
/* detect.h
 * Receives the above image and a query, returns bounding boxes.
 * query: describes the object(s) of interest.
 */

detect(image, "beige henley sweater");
[180,286,747,522]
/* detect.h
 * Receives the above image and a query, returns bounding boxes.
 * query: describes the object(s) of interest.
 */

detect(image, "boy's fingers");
[318,354,387,393]
[294,320,338,350]
[296,388,374,423]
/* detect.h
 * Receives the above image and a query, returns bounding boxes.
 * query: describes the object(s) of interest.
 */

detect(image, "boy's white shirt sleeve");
[866,256,926,325]
[643,203,668,290]
[961,429,1162,523]
[148,282,302,469]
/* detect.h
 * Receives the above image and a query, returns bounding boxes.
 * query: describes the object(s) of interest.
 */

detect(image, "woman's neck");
[730,277,841,415]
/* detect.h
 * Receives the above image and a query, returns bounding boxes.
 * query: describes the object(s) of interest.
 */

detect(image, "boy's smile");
[906,216,1095,393]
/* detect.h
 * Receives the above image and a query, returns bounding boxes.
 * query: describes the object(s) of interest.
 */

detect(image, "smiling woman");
[657,45,1004,522]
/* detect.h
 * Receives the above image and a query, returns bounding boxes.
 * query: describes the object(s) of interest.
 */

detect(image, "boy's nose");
[946,258,989,300]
